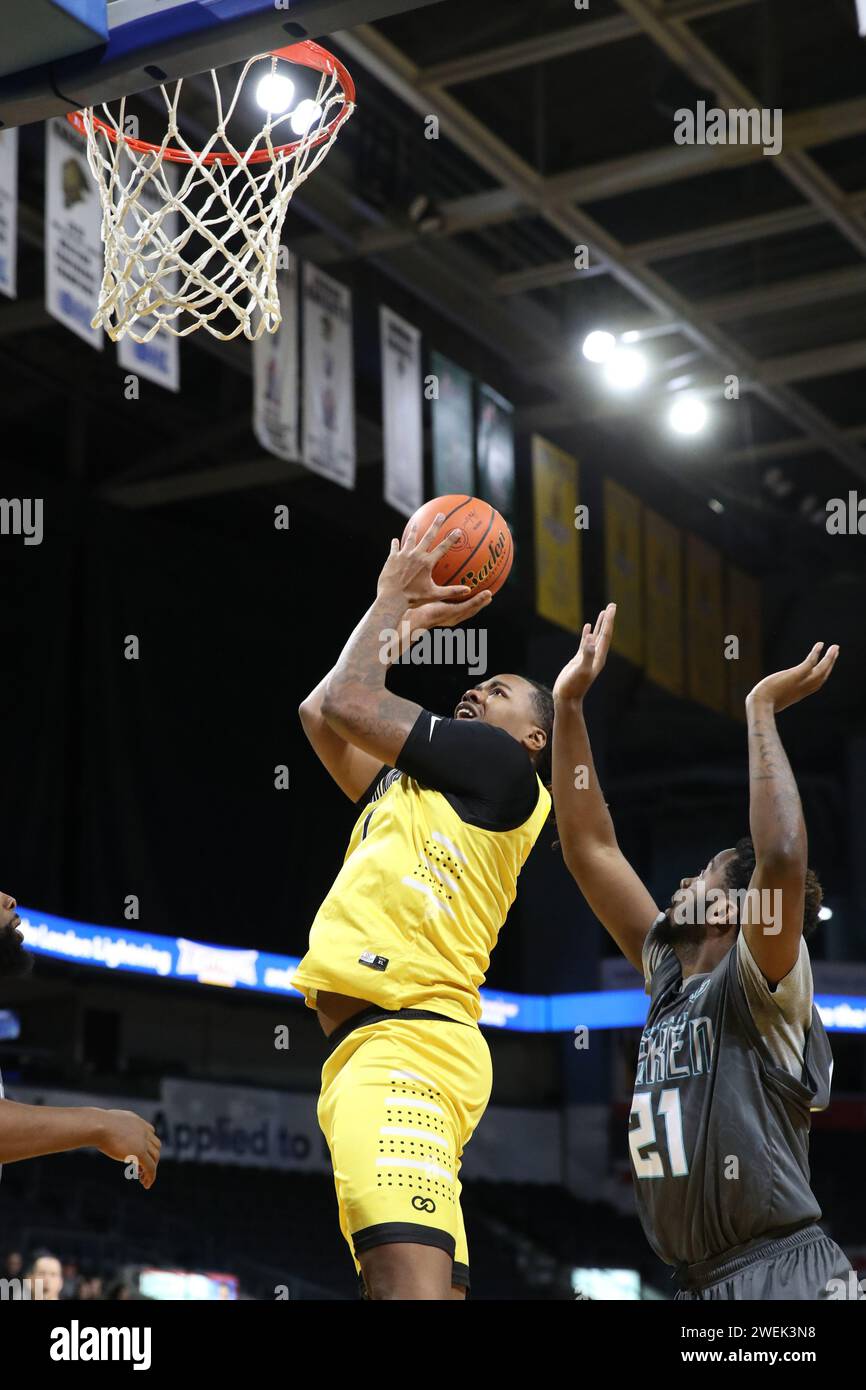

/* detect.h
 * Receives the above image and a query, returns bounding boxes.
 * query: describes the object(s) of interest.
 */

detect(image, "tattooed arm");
[743,642,839,984]
[302,593,491,799]
[319,515,479,767]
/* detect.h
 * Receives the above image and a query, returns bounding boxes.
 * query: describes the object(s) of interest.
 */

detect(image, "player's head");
[454,674,553,775]
[26,1250,63,1300]
[654,835,822,958]
[0,892,31,979]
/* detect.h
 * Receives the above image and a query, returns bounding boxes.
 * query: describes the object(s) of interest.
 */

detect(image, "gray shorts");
[676,1225,857,1301]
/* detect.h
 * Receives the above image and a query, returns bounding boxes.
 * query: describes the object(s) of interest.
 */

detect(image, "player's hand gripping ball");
[401,495,513,599]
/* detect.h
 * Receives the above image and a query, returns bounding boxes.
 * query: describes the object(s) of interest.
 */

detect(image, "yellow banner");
[604,479,643,666]
[532,435,581,633]
[644,508,683,696]
[726,566,763,720]
[686,534,725,714]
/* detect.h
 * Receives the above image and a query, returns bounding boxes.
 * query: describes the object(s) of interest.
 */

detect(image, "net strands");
[79,54,352,342]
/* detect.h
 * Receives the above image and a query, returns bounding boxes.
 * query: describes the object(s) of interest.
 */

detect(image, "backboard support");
[0,0,442,130]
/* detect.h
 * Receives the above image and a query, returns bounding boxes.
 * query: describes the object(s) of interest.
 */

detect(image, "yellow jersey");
[293,715,551,1026]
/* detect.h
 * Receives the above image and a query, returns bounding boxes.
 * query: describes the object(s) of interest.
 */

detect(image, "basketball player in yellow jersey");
[295,514,552,1300]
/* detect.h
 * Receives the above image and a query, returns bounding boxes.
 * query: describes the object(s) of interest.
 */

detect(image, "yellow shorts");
[317,1007,493,1294]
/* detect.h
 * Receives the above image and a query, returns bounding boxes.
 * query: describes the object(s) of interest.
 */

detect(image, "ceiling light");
[290,98,323,134]
[603,347,647,390]
[582,331,616,364]
[256,72,295,115]
[670,394,708,434]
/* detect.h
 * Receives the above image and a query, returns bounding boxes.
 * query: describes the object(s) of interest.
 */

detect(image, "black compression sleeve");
[395,710,538,830]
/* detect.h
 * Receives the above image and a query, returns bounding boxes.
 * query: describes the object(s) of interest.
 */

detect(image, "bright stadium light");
[819,906,833,921]
[291,99,324,134]
[670,394,708,435]
[582,330,616,363]
[603,347,647,391]
[256,72,295,114]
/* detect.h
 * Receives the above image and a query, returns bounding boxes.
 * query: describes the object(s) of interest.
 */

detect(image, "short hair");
[724,835,823,940]
[524,678,554,784]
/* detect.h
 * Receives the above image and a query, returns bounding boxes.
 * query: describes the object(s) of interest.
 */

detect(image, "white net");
[75,47,353,342]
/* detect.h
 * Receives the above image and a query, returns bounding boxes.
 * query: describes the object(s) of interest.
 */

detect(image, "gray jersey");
[630,932,833,1268]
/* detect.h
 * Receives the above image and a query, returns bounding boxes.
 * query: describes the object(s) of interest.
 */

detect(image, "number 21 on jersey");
[629,1089,689,1178]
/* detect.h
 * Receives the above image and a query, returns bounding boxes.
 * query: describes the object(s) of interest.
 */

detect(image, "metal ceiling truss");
[18,0,866,507]
[331,4,866,482]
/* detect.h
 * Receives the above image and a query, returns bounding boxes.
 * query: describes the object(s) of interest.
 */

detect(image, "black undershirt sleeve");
[392,709,539,831]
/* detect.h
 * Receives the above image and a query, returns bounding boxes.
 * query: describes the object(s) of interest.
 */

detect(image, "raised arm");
[743,642,839,985]
[319,515,486,767]
[300,584,491,802]
[553,605,660,973]
[300,670,389,802]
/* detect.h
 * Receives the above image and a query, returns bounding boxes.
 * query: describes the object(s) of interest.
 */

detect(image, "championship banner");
[254,256,300,461]
[0,128,18,300]
[727,564,763,720]
[686,533,726,714]
[116,154,180,390]
[644,508,683,696]
[604,479,643,666]
[45,116,104,349]
[477,382,515,528]
[431,350,474,496]
[532,434,582,634]
[380,305,423,516]
[302,262,356,489]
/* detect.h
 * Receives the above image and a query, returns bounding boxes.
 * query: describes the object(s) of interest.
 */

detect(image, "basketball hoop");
[67,41,355,343]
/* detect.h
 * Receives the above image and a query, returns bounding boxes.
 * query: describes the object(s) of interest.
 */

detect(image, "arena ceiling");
[5,0,866,572]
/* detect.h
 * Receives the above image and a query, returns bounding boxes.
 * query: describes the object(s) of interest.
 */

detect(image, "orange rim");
[65,39,354,166]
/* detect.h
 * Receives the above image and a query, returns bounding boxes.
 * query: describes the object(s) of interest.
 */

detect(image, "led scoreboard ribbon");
[17,907,866,1034]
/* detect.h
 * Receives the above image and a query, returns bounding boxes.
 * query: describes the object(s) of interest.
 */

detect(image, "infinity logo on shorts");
[411,1196,436,1213]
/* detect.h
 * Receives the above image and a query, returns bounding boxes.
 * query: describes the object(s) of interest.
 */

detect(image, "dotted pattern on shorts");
[377,1077,456,1204]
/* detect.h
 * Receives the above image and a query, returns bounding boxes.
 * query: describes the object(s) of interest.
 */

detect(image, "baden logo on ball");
[401,495,513,598]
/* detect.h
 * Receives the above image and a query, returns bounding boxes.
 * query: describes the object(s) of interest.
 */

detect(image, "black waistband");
[324,1005,474,1053]
[674,1221,823,1291]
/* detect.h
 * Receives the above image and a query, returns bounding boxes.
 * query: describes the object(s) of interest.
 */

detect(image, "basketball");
[401,495,513,598]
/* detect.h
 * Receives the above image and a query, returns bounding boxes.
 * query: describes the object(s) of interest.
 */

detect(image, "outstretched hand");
[747,642,839,714]
[553,603,617,701]
[95,1108,161,1190]
[377,514,471,608]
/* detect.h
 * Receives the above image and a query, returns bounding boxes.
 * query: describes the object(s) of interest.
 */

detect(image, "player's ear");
[706,889,736,931]
[525,725,546,757]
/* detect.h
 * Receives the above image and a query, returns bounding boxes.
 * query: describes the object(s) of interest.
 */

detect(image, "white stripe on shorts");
[390,1068,437,1088]
[380,1126,450,1149]
[375,1157,453,1182]
[384,1096,444,1115]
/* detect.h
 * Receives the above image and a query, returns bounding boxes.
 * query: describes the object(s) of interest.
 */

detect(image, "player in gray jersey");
[552,604,856,1300]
